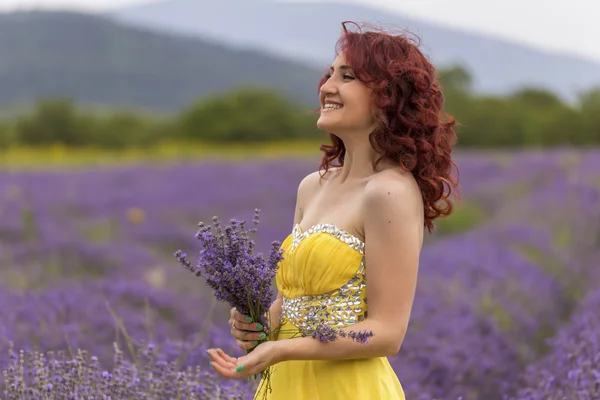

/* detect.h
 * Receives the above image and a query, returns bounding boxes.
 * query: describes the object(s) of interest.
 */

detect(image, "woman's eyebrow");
[329,65,352,72]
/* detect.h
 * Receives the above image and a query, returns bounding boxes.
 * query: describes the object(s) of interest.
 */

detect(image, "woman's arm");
[276,176,424,361]
[266,292,283,336]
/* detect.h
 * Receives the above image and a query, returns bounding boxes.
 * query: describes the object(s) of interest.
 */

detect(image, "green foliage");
[9,98,168,148]
[0,121,9,149]
[580,88,600,141]
[1,71,600,149]
[438,67,600,148]
[178,86,321,142]
[21,207,37,243]
[511,88,564,109]
[15,98,90,147]
[94,111,164,148]
[439,65,474,93]
[433,201,487,237]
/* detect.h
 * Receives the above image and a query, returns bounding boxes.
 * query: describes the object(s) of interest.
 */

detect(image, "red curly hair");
[317,21,460,233]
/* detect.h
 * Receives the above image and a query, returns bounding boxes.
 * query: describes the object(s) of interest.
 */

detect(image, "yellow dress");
[254,223,405,400]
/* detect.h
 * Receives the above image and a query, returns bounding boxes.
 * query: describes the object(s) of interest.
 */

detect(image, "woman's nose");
[319,78,338,96]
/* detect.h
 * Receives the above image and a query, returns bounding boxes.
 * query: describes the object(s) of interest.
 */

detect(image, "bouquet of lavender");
[174,208,374,343]
[174,209,282,337]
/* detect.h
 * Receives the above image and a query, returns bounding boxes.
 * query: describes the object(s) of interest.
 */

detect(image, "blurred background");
[0,0,599,399]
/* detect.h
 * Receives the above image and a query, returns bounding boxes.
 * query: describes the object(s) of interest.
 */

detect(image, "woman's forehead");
[332,53,347,67]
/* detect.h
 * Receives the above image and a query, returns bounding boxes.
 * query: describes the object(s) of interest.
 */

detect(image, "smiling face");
[316,53,377,135]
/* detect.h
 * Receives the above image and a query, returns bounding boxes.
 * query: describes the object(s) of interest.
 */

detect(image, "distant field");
[1,148,599,399]
[1,140,586,170]
[0,141,327,170]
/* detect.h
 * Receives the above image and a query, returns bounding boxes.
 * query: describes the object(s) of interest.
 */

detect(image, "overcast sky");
[1,0,598,63]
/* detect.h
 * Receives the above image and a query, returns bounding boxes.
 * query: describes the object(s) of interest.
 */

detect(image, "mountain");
[110,0,600,102]
[0,11,322,112]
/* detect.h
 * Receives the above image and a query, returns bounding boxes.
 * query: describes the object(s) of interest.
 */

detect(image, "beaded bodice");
[277,223,368,335]
[289,223,365,254]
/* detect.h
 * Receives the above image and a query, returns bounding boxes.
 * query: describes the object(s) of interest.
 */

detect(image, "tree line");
[0,68,598,149]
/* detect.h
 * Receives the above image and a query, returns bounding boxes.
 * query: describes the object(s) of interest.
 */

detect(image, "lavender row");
[2,342,253,399]
[391,226,598,399]
[0,279,237,370]
[391,224,567,399]
[507,288,600,400]
[391,151,600,399]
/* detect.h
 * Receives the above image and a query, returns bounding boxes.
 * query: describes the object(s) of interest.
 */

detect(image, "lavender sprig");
[308,324,375,344]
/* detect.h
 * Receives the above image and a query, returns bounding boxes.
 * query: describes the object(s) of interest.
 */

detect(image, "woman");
[207,21,460,399]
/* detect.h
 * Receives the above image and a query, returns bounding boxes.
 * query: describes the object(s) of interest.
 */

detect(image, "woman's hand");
[229,307,267,351]
[207,341,283,379]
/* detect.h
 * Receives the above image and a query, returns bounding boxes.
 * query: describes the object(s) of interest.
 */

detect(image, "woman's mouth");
[323,103,343,111]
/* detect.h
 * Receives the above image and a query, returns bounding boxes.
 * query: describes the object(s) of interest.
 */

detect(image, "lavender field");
[1,149,599,399]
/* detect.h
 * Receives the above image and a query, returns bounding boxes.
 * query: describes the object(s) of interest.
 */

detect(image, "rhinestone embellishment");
[282,259,367,332]
[291,223,365,254]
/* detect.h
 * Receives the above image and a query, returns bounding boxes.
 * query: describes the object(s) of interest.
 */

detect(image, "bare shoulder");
[365,169,423,205]
[363,170,424,234]
[297,167,340,197]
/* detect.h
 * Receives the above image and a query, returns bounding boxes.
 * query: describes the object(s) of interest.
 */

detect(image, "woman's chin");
[316,118,338,132]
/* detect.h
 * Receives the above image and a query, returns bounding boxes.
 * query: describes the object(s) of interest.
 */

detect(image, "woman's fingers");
[236,338,258,350]
[232,310,262,328]
[232,324,265,347]
[207,349,237,371]
[231,325,266,341]
[216,348,238,364]
[229,308,265,350]
[232,319,264,332]
[230,310,265,335]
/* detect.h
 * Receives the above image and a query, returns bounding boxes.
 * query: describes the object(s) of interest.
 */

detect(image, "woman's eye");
[323,73,354,81]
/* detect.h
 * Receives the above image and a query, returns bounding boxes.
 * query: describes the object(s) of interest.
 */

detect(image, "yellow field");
[0,140,325,169]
